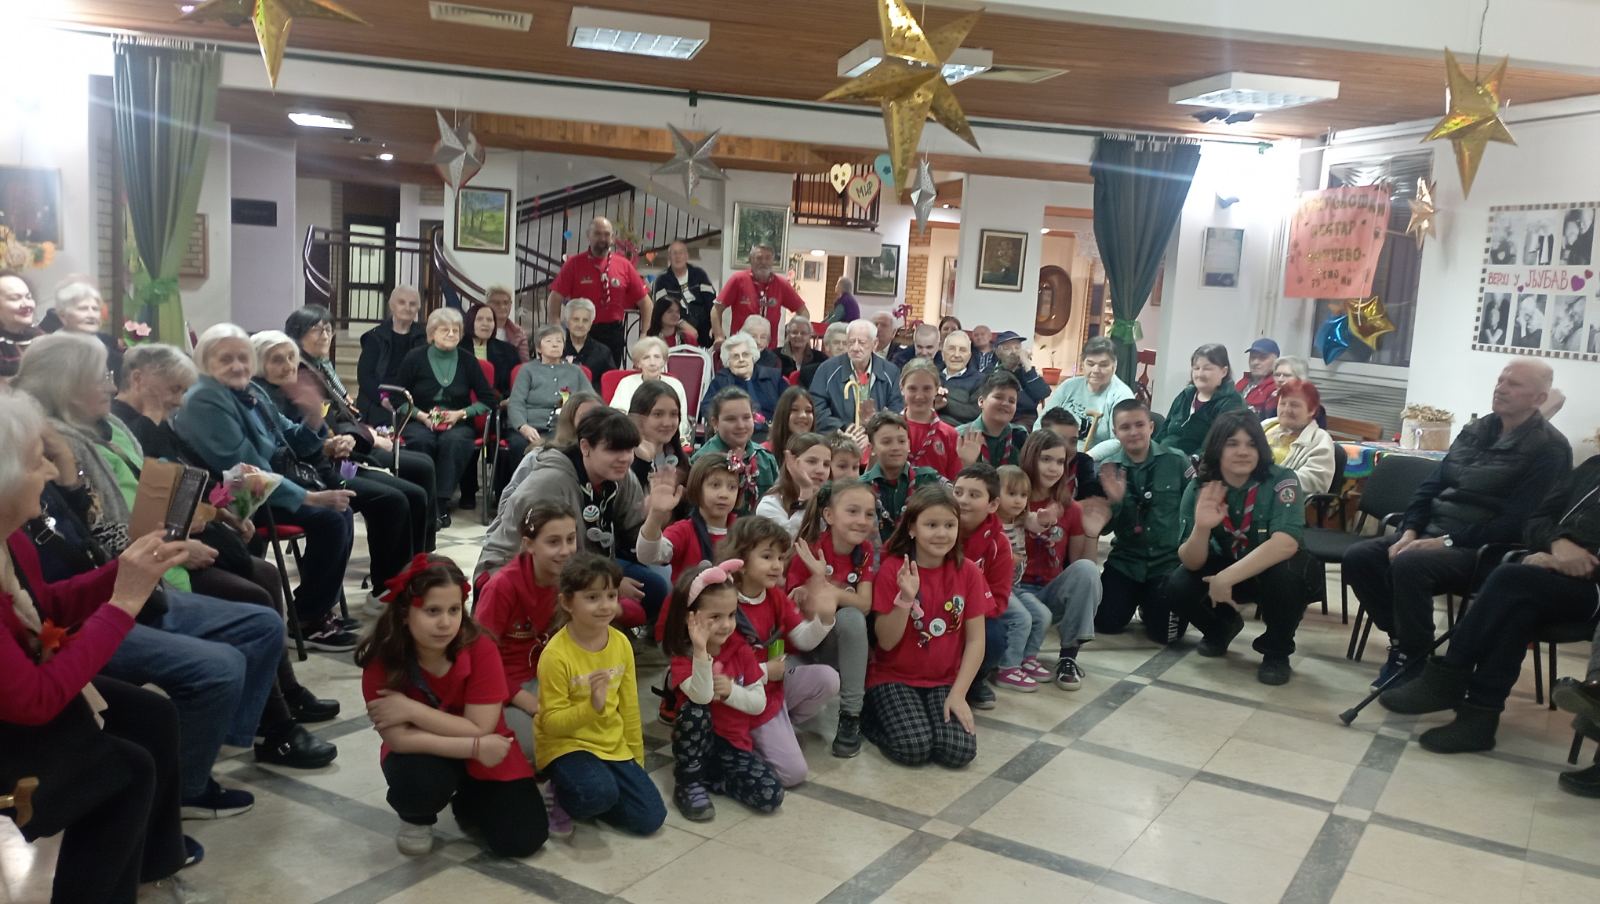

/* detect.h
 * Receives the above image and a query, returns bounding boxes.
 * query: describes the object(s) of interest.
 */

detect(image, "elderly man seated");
[703,328,786,429]
[809,318,903,432]
[1344,358,1572,689]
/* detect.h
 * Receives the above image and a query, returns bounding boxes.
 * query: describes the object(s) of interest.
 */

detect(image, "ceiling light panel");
[837,39,992,84]
[288,111,354,129]
[1169,72,1340,112]
[568,7,708,60]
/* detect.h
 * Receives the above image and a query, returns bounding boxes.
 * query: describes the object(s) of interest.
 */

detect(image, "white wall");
[183,128,233,333]
[229,136,298,332]
[954,175,1047,338]
[295,177,332,307]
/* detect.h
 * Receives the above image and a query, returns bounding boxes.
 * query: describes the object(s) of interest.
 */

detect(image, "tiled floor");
[4,513,1597,904]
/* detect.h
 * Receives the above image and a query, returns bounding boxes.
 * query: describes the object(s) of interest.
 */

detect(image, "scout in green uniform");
[956,370,1030,469]
[1154,343,1247,457]
[1165,410,1312,686]
[692,387,778,516]
[862,410,943,540]
[1089,398,1193,644]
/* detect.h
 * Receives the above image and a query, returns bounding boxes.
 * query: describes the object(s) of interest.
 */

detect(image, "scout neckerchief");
[591,250,614,317]
[751,271,778,313]
[510,553,558,669]
[1026,498,1067,571]
[908,414,947,467]
[819,529,868,590]
[1124,459,1155,538]
[1220,483,1258,559]
[973,420,1017,465]
[734,587,783,657]
[725,446,761,514]
[688,509,720,566]
[873,464,919,537]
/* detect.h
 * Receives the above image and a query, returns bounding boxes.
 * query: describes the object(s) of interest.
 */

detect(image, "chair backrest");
[473,358,496,431]
[1327,414,1384,442]
[1327,440,1347,494]
[579,363,592,383]
[600,368,638,403]
[509,362,523,392]
[1357,453,1440,521]
[784,370,800,386]
[666,346,712,421]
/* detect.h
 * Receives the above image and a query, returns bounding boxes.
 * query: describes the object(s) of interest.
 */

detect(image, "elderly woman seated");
[465,300,521,397]
[802,321,848,389]
[703,330,785,429]
[1267,355,1328,425]
[562,297,615,385]
[355,285,425,426]
[507,323,593,460]
[393,306,499,522]
[253,328,429,608]
[174,323,360,652]
[42,277,123,380]
[609,335,692,439]
[1261,378,1337,496]
[778,315,821,377]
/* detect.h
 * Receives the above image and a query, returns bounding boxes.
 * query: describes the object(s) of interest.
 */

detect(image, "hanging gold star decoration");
[652,124,728,203]
[180,0,368,91]
[1347,296,1397,349]
[820,0,981,193]
[1423,48,1515,198]
[1405,178,1439,249]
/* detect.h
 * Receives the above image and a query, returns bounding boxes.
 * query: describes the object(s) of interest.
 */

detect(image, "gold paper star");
[1423,49,1516,198]
[1405,178,1438,249]
[180,0,367,90]
[820,0,981,192]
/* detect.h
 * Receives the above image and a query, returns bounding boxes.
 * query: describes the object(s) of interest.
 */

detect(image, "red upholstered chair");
[600,368,639,404]
[785,370,800,386]
[470,359,508,520]
[579,364,592,383]
[666,346,712,427]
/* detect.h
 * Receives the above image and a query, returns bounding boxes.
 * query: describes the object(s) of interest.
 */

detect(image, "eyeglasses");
[101,370,117,386]
[310,324,334,337]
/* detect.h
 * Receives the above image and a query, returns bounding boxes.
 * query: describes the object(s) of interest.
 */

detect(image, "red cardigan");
[1,531,128,726]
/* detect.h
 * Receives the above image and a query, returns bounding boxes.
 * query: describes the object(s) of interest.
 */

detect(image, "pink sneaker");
[991,667,1040,692]
[541,781,573,838]
[1020,657,1052,681]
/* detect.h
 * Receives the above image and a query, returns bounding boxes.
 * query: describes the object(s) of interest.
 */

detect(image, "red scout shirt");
[962,513,1014,615]
[718,270,805,348]
[785,529,877,599]
[473,553,560,687]
[668,635,766,751]
[906,415,962,480]
[868,555,993,689]
[551,252,648,324]
[737,585,804,725]
[1022,497,1085,587]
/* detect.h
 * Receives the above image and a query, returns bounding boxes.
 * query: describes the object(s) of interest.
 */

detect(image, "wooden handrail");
[432,226,484,307]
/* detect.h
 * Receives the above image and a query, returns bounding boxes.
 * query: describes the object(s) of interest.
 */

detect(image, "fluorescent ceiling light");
[568,7,708,59]
[1169,72,1339,112]
[837,39,992,84]
[377,152,395,162]
[810,249,826,256]
[287,111,354,130]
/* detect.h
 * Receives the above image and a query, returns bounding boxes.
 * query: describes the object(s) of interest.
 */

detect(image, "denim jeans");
[1020,559,1104,651]
[102,590,284,798]
[620,558,670,627]
[979,617,1007,674]
[543,751,666,836]
[999,593,1052,667]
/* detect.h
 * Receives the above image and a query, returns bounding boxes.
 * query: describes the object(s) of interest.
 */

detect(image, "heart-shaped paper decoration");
[847,172,882,210]
[1573,276,1588,291]
[828,163,853,195]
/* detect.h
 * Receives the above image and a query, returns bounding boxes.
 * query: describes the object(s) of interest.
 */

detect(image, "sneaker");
[1165,610,1187,644]
[1558,763,1600,799]
[300,615,359,653]
[1257,655,1293,686]
[656,684,680,726]
[138,874,213,903]
[395,822,433,856]
[362,590,386,617]
[181,780,254,820]
[254,724,338,769]
[1020,657,1052,681]
[991,667,1040,692]
[1372,646,1408,689]
[335,615,362,632]
[673,782,715,822]
[181,836,204,868]
[966,678,997,710]
[285,686,341,724]
[1196,610,1244,658]
[832,711,863,758]
[1054,657,1084,691]
[541,781,573,838]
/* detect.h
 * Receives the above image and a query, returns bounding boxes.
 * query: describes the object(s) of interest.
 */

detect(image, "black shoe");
[286,686,341,723]
[299,615,359,652]
[1379,657,1469,715]
[966,676,997,710]
[1553,677,1600,727]
[674,782,715,822]
[181,780,254,820]
[1558,764,1600,798]
[1257,656,1292,686]
[437,513,452,530]
[1196,609,1244,657]
[832,711,863,758]
[459,494,477,511]
[182,835,204,868]
[1418,703,1499,754]
[335,615,361,632]
[255,724,338,769]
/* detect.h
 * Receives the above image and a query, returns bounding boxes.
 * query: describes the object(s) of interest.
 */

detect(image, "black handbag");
[270,446,328,492]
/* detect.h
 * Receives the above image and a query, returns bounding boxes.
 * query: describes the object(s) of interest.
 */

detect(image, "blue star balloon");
[1318,314,1353,364]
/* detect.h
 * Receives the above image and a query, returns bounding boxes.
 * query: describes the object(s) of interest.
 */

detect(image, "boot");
[1557,764,1600,799]
[1378,657,1469,715]
[1419,703,1499,754]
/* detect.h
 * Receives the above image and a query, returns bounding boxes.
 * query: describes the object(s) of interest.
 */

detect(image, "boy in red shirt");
[953,464,1015,705]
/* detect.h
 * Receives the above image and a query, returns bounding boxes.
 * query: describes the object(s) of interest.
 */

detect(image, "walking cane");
[1339,627,1455,725]
[1,777,38,828]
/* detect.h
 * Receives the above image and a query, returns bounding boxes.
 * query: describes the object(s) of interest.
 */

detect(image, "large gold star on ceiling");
[1423,48,1516,198]
[180,0,368,90]
[820,0,982,193]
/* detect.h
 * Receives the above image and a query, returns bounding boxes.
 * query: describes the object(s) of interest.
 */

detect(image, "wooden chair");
[1326,415,1384,442]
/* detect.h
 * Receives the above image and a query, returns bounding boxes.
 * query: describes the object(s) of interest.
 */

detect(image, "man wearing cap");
[713,244,806,349]
[1237,338,1281,418]
[547,216,651,367]
[993,329,1051,428]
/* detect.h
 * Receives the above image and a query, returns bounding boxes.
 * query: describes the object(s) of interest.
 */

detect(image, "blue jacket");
[173,375,325,511]
[807,353,903,432]
[702,366,787,424]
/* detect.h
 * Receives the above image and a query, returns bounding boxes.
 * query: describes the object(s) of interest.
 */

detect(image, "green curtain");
[1091,135,1201,385]
[113,39,220,347]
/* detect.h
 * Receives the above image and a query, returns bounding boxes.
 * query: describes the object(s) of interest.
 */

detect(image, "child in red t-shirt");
[356,554,547,859]
[1017,430,1103,691]
[952,464,1020,703]
[900,359,962,480]
[662,561,785,822]
[866,486,992,768]
[637,453,742,640]
[788,479,878,758]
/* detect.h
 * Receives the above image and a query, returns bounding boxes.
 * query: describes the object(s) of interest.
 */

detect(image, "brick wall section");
[904,253,929,323]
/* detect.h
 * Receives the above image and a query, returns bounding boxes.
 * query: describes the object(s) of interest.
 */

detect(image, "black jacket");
[472,337,522,397]
[1402,412,1572,548]
[356,321,424,425]
[1526,454,1600,554]
[394,346,500,414]
[564,336,616,386]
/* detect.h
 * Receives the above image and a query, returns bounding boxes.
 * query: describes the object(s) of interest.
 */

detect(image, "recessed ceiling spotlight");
[377,152,395,162]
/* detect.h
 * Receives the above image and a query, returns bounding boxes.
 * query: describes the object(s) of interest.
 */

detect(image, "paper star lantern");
[653,124,728,201]
[432,112,485,190]
[180,0,367,90]
[820,0,981,193]
[1318,315,1353,364]
[1405,178,1439,249]
[1423,49,1516,198]
[909,160,937,235]
[1347,296,1397,350]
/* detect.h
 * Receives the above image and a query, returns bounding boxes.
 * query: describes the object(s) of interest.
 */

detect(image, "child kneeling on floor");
[865,486,993,768]
[534,553,667,836]
[357,554,548,858]
[663,561,786,821]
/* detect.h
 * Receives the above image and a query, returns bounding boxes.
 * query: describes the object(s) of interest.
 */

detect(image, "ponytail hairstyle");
[772,431,827,514]
[355,555,480,692]
[882,484,963,566]
[1018,428,1073,506]
[796,478,876,544]
[661,562,740,658]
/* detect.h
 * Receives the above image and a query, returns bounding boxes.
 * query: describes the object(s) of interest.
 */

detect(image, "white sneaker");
[362,590,386,617]
[138,876,214,904]
[396,822,433,856]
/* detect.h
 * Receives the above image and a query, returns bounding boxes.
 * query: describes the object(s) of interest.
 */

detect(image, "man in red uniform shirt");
[713,244,805,350]
[546,216,650,367]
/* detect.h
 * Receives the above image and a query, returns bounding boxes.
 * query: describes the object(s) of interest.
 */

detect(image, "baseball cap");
[992,330,1025,346]
[1247,338,1280,357]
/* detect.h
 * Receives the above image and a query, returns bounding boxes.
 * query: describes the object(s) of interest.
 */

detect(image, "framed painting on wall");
[454,186,511,253]
[976,229,1026,291]
[855,244,901,296]
[0,165,62,247]
[802,259,822,281]
[1201,227,1244,287]
[940,257,958,311]
[733,203,790,263]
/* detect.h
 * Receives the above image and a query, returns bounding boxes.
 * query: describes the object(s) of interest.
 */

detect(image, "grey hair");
[1274,355,1309,380]
[485,284,513,304]
[913,323,938,343]
[0,390,45,499]
[630,335,669,365]
[835,277,854,294]
[848,318,879,339]
[426,306,464,337]
[533,324,564,346]
[739,317,770,341]
[13,332,109,423]
[563,297,596,321]
[389,285,420,304]
[720,332,760,368]
[52,278,102,315]
[194,323,252,370]
[823,321,849,349]
[120,343,198,390]
[750,243,774,258]
[869,311,895,327]
[250,330,298,377]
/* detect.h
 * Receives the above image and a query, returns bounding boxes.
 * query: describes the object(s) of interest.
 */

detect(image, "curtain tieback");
[1109,320,1144,342]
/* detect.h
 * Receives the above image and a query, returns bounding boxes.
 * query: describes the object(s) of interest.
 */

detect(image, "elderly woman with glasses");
[703,330,785,428]
[393,307,499,524]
